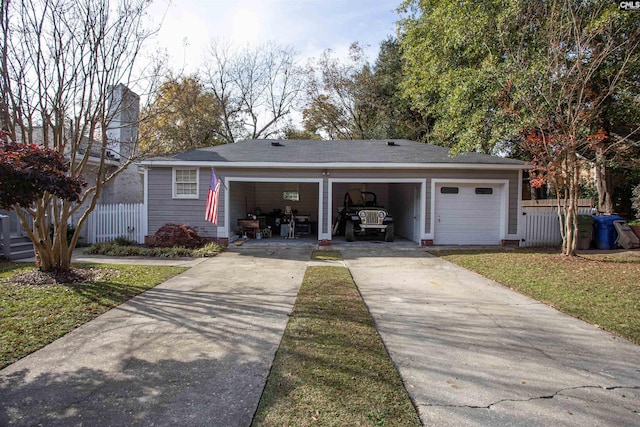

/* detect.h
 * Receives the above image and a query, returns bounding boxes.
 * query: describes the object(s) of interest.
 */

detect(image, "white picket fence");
[86,203,145,244]
[521,200,594,247]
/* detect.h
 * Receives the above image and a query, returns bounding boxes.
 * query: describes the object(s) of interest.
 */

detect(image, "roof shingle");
[147,139,525,166]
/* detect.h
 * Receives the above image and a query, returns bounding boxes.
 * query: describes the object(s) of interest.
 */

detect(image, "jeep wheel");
[384,223,394,242]
[345,220,355,242]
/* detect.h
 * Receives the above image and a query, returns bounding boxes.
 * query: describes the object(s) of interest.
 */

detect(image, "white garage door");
[434,183,503,245]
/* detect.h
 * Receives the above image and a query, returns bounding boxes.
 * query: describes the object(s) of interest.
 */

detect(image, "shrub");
[84,241,223,258]
[153,224,203,248]
[113,236,137,246]
[192,242,224,257]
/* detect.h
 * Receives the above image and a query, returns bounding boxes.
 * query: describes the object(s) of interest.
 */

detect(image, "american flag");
[205,169,221,224]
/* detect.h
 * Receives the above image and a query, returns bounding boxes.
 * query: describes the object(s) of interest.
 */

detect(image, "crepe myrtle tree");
[0,135,86,266]
[0,0,161,271]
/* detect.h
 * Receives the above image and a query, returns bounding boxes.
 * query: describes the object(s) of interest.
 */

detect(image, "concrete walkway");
[343,248,640,426]
[1,248,309,427]
[19,248,210,268]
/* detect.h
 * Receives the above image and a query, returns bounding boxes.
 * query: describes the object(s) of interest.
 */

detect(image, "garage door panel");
[434,183,503,245]
[439,222,500,232]
[436,232,499,245]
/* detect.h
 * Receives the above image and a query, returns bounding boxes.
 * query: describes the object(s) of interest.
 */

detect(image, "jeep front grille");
[362,210,384,225]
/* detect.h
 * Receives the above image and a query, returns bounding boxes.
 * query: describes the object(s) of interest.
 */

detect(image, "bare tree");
[0,0,160,271]
[202,40,304,143]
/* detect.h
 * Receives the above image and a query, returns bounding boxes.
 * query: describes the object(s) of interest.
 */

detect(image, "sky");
[145,0,402,73]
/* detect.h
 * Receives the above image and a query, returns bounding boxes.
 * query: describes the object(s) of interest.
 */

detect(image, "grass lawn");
[252,261,420,426]
[0,262,187,369]
[431,249,640,344]
[309,250,343,261]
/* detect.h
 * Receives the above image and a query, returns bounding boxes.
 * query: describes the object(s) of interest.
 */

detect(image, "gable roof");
[140,139,527,169]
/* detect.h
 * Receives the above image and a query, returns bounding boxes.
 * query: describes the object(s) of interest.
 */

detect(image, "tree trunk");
[558,151,579,256]
[15,202,74,272]
[565,152,581,256]
[595,146,613,214]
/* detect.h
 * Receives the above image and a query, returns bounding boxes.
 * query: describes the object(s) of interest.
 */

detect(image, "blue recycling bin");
[593,215,623,250]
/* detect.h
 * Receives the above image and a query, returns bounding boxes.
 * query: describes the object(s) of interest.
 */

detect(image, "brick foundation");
[421,239,434,246]
[500,239,520,246]
[214,238,229,247]
[318,239,332,246]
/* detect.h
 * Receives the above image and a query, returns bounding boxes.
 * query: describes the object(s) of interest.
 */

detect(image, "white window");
[173,168,199,199]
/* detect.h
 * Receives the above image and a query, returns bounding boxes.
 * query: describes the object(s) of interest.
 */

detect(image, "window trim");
[172,167,199,199]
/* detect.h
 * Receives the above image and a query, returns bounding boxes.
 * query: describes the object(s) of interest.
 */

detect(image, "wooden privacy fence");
[521,199,594,247]
[86,203,145,244]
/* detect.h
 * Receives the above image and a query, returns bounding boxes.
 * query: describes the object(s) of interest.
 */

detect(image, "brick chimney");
[106,84,140,161]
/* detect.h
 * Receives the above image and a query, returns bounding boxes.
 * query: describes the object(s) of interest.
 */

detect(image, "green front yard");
[432,249,640,344]
[0,263,187,369]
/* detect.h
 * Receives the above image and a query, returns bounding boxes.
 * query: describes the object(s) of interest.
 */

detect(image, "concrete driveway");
[1,248,309,427]
[344,248,640,426]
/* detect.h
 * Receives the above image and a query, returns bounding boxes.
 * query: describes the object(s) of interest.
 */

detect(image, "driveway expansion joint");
[422,385,640,411]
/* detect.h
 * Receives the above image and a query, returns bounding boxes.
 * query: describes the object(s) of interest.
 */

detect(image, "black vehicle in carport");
[333,190,394,242]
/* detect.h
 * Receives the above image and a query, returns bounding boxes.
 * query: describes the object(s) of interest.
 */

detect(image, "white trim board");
[140,160,528,171]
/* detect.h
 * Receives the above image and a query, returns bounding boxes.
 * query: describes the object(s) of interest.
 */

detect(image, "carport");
[225,178,322,241]
[328,178,425,245]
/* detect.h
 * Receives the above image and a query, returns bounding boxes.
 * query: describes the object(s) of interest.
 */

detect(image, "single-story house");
[139,139,528,246]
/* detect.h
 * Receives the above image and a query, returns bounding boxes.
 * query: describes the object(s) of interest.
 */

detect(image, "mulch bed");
[3,267,120,286]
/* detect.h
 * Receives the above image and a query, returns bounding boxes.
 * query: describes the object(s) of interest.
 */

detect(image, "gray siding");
[147,167,220,237]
